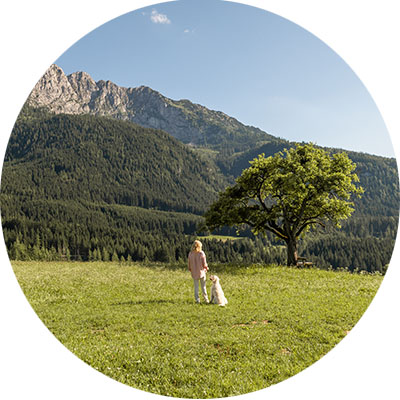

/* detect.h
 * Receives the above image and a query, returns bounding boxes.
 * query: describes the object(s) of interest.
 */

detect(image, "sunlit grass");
[12,261,382,398]
[198,234,244,241]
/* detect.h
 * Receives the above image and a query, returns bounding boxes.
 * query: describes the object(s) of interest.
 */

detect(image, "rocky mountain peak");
[26,64,274,148]
[67,70,98,107]
[28,64,81,113]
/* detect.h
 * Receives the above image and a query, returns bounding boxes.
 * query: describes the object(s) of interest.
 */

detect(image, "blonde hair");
[191,240,203,252]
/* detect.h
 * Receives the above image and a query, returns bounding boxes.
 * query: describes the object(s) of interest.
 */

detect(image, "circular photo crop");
[1,1,399,399]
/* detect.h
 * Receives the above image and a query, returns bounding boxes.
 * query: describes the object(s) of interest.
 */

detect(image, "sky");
[55,0,394,157]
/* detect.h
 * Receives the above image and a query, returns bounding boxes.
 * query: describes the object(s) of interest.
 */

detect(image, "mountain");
[27,64,281,153]
[1,65,398,272]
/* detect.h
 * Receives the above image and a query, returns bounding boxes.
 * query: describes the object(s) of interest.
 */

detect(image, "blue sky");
[56,0,394,157]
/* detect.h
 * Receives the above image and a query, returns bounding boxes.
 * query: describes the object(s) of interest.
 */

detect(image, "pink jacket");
[188,250,208,279]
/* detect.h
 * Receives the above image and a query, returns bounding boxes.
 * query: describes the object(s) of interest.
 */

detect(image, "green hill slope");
[3,107,228,214]
[0,107,226,262]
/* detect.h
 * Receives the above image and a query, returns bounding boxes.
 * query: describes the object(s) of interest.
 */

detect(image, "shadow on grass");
[127,261,282,275]
[111,299,190,306]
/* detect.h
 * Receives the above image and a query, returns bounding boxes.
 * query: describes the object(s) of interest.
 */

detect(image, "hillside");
[1,108,224,262]
[3,107,228,214]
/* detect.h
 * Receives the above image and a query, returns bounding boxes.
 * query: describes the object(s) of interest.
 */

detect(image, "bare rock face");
[67,71,98,112]
[27,64,270,147]
[26,64,204,143]
[28,64,83,114]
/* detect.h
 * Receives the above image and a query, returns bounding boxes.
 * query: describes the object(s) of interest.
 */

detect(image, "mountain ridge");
[27,64,278,150]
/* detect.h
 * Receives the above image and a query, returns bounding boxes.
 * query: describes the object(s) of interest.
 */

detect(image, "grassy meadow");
[12,261,382,398]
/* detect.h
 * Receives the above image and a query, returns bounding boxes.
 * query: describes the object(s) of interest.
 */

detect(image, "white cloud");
[150,9,171,24]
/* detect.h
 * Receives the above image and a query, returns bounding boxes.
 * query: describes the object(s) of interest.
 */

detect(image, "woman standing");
[188,240,209,304]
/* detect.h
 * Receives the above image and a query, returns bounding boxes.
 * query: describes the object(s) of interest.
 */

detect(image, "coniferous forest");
[1,105,398,273]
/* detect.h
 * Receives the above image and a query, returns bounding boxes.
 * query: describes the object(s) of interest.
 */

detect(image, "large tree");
[204,143,363,266]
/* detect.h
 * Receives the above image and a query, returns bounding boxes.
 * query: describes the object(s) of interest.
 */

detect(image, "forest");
[1,106,398,273]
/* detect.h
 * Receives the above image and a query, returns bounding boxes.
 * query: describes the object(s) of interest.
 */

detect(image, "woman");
[188,240,209,304]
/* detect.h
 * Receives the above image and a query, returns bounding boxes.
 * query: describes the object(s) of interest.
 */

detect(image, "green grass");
[12,261,382,398]
[198,234,244,241]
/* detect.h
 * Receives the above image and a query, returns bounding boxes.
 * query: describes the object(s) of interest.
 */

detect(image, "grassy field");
[198,234,244,241]
[12,261,382,398]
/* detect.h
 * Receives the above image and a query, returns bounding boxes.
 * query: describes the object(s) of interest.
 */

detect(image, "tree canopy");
[204,143,364,266]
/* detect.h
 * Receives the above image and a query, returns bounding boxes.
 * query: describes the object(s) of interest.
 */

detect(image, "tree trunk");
[286,237,298,266]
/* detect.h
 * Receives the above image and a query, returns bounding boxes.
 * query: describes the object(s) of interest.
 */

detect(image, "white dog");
[209,275,228,306]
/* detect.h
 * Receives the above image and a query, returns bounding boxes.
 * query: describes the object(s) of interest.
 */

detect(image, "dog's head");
[210,275,219,283]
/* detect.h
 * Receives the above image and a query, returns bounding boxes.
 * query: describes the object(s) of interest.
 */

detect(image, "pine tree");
[102,247,110,261]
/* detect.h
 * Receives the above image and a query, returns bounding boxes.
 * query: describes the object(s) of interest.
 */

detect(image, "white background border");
[1,1,399,399]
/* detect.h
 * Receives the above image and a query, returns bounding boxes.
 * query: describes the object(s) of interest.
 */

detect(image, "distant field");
[199,234,244,241]
[12,261,382,398]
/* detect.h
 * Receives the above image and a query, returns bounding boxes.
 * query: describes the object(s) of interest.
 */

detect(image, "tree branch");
[296,218,325,237]
[265,220,288,240]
